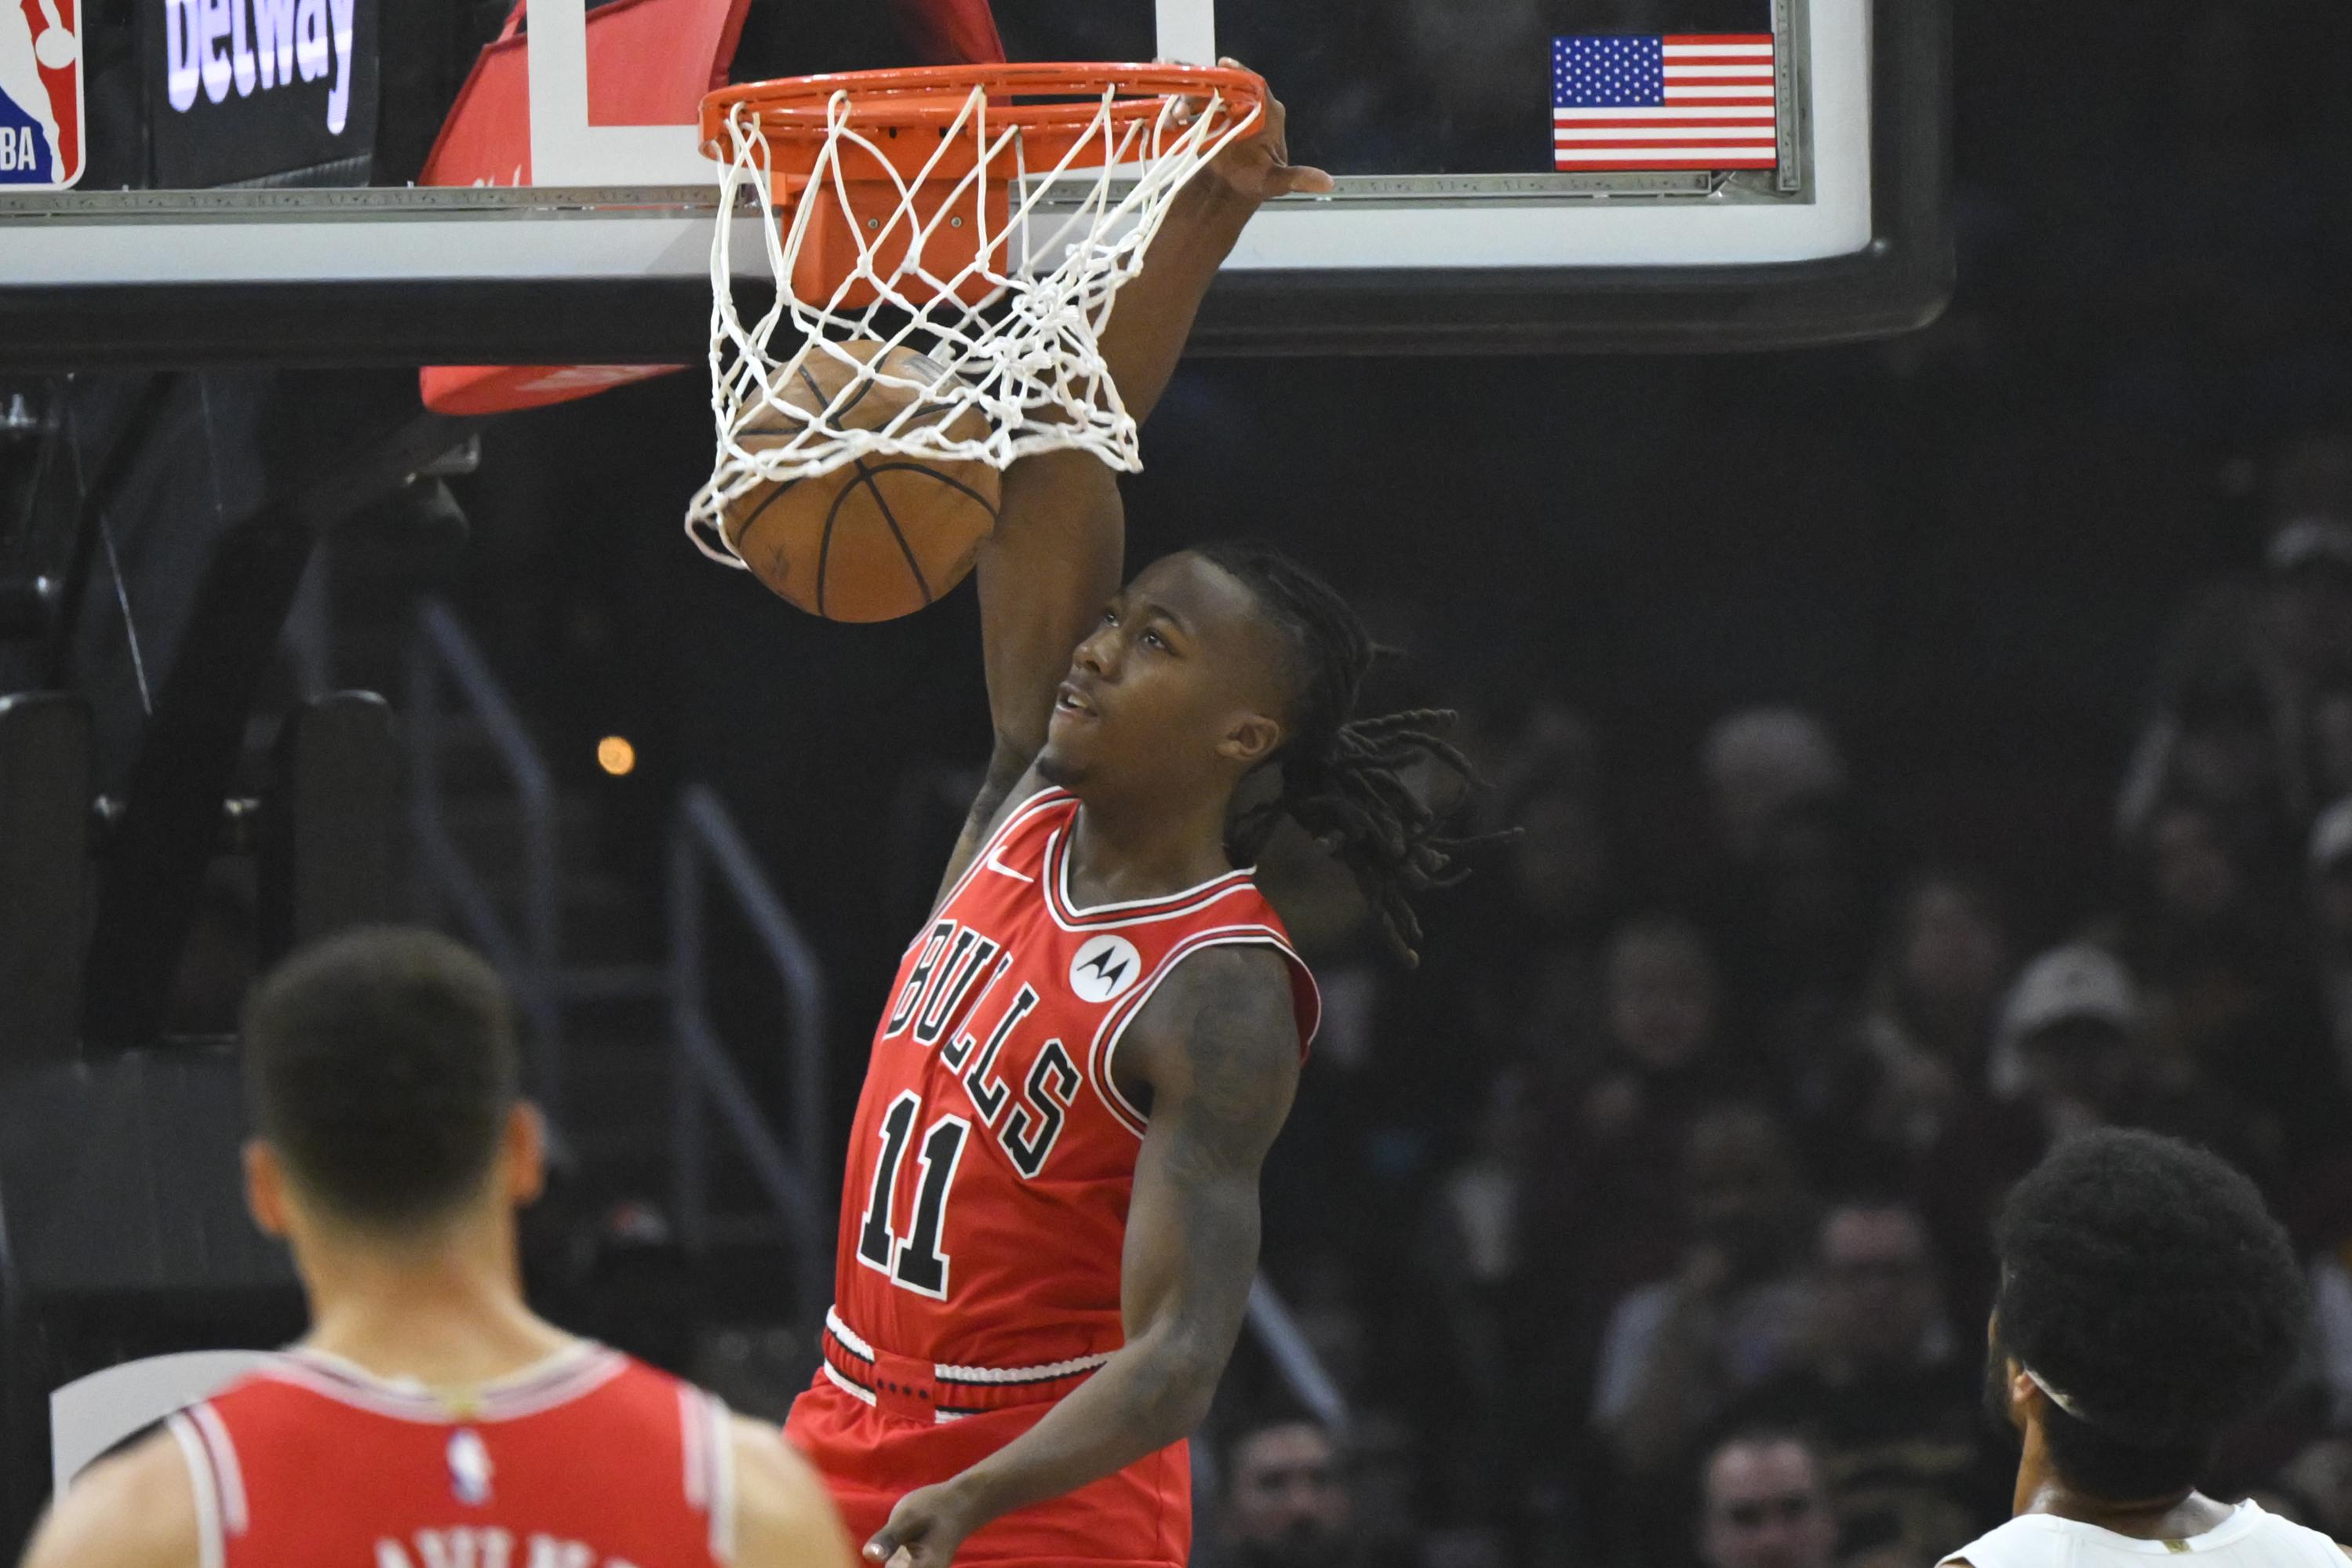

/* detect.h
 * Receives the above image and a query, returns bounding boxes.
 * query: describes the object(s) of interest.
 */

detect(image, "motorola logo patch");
[1069,935,1143,1004]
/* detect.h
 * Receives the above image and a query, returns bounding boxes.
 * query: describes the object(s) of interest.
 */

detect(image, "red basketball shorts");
[783,1373,1190,1567]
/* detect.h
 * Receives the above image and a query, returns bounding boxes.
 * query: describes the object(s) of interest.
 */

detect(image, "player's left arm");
[16,1429,198,1568]
[860,947,1301,1567]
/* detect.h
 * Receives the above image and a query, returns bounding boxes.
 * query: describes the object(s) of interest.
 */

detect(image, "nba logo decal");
[447,1428,493,1505]
[0,0,81,186]
[1069,935,1143,1005]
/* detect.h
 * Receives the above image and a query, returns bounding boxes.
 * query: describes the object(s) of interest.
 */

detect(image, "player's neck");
[295,1211,573,1391]
[1066,787,1236,902]
[2012,1421,2229,1540]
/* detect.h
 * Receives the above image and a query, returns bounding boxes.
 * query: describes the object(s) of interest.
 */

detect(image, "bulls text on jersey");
[878,916,1086,1185]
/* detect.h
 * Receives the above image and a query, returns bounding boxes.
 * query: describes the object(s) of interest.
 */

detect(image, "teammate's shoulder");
[726,1414,856,1568]
[19,1426,196,1568]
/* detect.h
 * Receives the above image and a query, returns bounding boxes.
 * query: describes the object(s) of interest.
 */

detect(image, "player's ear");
[243,1140,291,1239]
[504,1102,548,1207]
[2008,1357,2040,1429]
[1218,710,1283,769]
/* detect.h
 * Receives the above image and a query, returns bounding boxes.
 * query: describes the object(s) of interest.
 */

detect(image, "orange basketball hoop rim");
[684,61,1269,554]
[699,62,1266,182]
[695,61,1265,317]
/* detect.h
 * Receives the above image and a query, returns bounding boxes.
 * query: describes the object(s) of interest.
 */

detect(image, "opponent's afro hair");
[1995,1129,2306,1454]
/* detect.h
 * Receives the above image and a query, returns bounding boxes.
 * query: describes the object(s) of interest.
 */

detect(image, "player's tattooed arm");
[861,947,1301,1568]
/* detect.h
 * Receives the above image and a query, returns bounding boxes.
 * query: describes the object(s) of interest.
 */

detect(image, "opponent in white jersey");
[1942,1130,2339,1567]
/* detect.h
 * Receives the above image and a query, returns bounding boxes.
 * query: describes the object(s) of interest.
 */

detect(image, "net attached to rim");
[682,64,1265,567]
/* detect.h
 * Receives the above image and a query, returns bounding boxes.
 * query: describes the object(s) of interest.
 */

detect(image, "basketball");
[719,340,1001,623]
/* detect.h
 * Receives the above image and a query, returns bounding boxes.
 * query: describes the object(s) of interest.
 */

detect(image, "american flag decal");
[1552,35,1778,172]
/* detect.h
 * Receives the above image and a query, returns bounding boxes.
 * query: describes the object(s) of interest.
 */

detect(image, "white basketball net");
[683,78,1262,569]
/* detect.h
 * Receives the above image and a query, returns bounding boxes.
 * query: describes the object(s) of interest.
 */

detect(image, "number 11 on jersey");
[855,1092,970,1300]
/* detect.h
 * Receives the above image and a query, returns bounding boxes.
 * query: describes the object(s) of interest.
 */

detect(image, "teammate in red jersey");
[19,927,854,1568]
[787,78,1488,1568]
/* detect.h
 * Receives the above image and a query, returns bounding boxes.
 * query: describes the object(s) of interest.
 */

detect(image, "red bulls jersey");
[167,1344,736,1568]
[823,786,1319,1395]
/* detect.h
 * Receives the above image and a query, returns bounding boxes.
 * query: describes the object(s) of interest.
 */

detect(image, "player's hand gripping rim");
[1176,60,1335,205]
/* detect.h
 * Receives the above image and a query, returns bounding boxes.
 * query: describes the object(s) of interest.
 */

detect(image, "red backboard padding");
[418,0,1003,417]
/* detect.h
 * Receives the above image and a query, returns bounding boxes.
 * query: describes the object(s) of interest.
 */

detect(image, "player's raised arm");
[934,81,1332,900]
[858,947,1300,1567]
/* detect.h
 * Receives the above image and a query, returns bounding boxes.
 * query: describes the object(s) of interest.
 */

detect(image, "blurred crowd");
[1181,482,2352,1567]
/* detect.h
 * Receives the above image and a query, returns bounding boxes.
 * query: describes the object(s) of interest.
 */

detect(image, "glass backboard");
[0,0,1946,362]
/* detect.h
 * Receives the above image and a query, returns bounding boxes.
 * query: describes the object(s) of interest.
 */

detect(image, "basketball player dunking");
[19,929,855,1568]
[1946,1129,2339,1566]
[787,80,1484,1568]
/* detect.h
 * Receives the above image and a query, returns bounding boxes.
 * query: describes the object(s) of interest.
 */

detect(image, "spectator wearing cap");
[1982,942,2148,1117]
[1919,942,2274,1322]
[1696,1429,1839,1568]
[1727,1202,2009,1564]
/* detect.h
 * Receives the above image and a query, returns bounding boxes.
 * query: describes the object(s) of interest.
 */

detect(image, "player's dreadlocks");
[1199,540,1497,966]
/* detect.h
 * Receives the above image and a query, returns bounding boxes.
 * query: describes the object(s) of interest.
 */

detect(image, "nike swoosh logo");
[985,848,1034,883]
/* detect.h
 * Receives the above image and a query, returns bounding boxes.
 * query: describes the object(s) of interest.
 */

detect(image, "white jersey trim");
[187,1402,247,1537]
[825,1307,876,1362]
[1087,926,1316,1140]
[703,1391,737,1565]
[264,1341,625,1423]
[165,1414,224,1568]
[1041,828,1259,934]
[926,786,1073,930]
[934,1349,1116,1385]
[826,1305,1112,1388]
[821,1361,879,1407]
[679,1383,708,1509]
